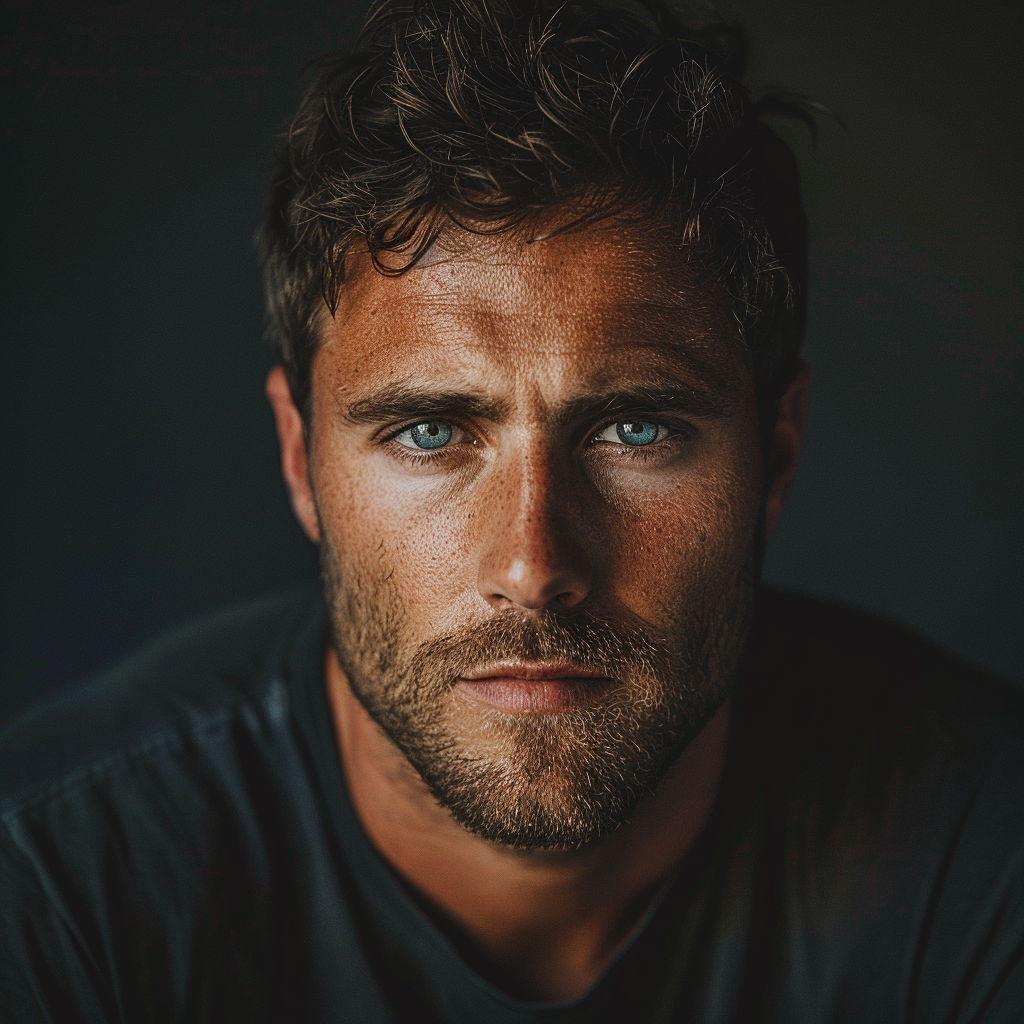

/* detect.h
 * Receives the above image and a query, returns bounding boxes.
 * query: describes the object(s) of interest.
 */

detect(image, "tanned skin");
[267,220,809,1002]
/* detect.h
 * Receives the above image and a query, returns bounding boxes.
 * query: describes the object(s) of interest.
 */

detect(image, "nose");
[476,451,592,611]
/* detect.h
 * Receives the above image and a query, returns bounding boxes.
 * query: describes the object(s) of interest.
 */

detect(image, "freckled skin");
[266,219,809,1002]
[319,229,762,653]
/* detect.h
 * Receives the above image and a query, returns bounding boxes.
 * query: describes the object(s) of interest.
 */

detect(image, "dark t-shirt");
[1,589,1022,1022]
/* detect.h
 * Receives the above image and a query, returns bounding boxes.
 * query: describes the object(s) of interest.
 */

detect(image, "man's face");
[292,223,773,851]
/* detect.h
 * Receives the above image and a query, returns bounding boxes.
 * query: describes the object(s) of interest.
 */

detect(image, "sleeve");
[0,820,116,1024]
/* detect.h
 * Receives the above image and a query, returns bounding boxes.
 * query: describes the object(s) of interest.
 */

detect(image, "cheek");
[310,436,478,614]
[596,442,765,614]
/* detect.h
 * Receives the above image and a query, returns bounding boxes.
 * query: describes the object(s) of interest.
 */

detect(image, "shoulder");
[0,588,321,810]
[739,588,1024,876]
[0,589,326,1019]
[739,591,1024,1017]
[744,587,1024,761]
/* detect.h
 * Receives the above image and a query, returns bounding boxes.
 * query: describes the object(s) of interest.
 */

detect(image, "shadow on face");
[265,217,809,848]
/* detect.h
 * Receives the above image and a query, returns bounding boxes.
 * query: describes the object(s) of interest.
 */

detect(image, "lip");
[463,662,608,682]
[457,663,613,713]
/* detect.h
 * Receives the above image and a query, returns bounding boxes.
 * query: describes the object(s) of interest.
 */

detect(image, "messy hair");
[260,0,810,416]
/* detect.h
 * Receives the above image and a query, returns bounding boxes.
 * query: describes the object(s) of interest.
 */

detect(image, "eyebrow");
[558,380,739,423]
[342,369,740,428]
[343,382,510,425]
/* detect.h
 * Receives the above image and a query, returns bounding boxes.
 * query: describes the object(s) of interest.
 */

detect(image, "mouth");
[456,663,615,714]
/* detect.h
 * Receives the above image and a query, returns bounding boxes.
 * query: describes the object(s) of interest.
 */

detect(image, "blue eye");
[405,421,453,449]
[615,421,660,446]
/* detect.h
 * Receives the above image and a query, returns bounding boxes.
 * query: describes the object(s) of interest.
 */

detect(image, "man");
[1,0,1022,1020]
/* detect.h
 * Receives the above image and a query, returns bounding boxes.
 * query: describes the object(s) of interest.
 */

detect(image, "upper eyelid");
[589,422,672,446]
[385,420,478,453]
[383,418,468,441]
[589,414,679,436]
[379,414,686,447]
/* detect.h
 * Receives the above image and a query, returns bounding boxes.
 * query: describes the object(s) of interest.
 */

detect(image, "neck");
[324,645,731,1003]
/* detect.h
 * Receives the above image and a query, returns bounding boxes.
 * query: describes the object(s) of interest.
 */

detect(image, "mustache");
[408,609,676,684]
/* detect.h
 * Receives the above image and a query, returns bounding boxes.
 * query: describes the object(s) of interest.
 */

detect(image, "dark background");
[3,0,1021,724]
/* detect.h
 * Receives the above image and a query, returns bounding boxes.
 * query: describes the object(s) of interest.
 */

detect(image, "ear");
[763,359,811,537]
[265,366,321,543]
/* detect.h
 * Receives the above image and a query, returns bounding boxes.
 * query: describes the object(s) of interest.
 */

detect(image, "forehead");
[316,222,749,403]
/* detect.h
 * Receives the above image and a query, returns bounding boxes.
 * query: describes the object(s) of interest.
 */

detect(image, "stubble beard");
[321,536,757,852]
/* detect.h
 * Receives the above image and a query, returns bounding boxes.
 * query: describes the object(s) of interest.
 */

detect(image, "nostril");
[478,545,592,611]
[556,587,587,610]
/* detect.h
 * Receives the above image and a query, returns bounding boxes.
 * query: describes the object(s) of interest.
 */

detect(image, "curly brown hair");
[259,0,810,416]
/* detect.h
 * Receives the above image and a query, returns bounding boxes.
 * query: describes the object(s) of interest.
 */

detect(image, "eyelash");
[589,421,690,465]
[382,417,685,462]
